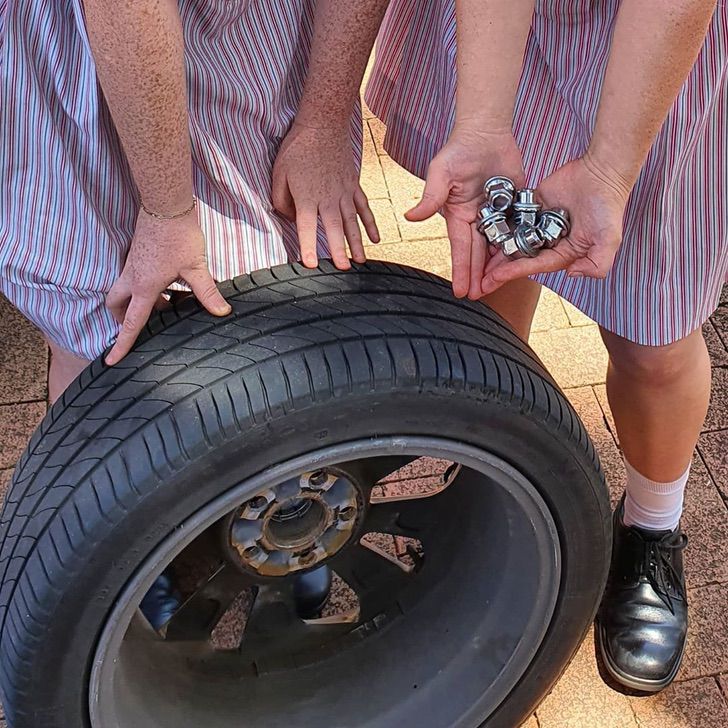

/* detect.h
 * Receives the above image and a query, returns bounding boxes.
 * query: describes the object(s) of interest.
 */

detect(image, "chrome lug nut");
[477,207,512,247]
[536,208,570,248]
[483,176,516,213]
[499,234,520,258]
[508,223,544,259]
[512,189,541,227]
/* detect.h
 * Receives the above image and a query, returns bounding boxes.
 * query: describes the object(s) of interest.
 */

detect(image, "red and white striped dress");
[366,0,728,346]
[0,0,351,360]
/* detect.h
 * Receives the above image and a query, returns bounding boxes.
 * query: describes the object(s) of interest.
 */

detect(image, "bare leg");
[600,327,711,482]
[596,327,707,691]
[482,278,541,341]
[48,341,92,404]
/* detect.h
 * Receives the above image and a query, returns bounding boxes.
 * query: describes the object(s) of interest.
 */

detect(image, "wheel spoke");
[239,582,353,667]
[164,563,253,641]
[331,542,412,622]
[363,495,440,538]
[334,455,418,490]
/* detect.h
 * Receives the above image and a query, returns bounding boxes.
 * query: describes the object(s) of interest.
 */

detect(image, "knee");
[601,328,706,388]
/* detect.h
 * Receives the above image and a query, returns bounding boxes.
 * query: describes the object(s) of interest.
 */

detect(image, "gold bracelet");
[140,196,197,220]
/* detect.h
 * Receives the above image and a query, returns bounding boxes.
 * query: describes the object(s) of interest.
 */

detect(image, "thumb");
[405,166,450,221]
[185,268,232,317]
[272,168,296,221]
[566,241,618,280]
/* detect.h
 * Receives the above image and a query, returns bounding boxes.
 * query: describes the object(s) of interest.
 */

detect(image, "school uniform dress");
[366,0,728,346]
[0,0,352,360]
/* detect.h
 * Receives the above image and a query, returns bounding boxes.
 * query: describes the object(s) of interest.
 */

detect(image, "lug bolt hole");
[338,506,356,522]
[308,470,328,487]
[243,545,260,558]
[298,549,316,565]
[248,496,268,510]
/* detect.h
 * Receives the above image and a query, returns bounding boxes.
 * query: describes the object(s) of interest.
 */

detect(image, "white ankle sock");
[622,458,689,532]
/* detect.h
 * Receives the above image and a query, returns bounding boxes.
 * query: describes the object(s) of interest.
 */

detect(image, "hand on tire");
[272,122,379,271]
[105,209,231,366]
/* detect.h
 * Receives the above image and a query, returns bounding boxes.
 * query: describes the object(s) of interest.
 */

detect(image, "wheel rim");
[90,438,561,728]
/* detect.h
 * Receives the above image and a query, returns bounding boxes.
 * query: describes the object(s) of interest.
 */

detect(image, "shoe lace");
[644,531,688,614]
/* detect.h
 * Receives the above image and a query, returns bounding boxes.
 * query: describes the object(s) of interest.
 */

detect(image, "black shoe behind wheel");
[0,262,611,728]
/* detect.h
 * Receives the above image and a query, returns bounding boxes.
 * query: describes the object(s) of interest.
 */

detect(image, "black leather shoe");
[596,503,688,692]
[139,570,182,631]
[140,565,333,629]
[293,565,332,619]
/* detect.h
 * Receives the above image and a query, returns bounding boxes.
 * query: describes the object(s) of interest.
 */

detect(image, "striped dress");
[366,0,728,346]
[0,0,353,360]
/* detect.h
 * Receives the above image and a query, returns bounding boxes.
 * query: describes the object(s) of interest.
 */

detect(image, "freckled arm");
[587,0,717,191]
[295,0,390,130]
[83,0,193,215]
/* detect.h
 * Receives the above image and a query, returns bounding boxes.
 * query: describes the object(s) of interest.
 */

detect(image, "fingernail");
[568,272,584,278]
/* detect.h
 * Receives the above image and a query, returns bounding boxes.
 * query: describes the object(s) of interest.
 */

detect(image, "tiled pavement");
[0,112,727,728]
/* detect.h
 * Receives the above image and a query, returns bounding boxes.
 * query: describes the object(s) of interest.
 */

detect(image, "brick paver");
[0,102,725,728]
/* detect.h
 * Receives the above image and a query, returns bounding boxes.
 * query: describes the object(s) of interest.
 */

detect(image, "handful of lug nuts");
[476,176,571,259]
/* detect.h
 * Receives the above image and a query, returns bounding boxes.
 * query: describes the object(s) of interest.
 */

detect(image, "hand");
[272,122,379,271]
[480,155,631,296]
[105,209,231,365]
[406,127,525,299]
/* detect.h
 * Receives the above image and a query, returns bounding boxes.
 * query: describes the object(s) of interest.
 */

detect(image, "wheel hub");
[229,470,361,576]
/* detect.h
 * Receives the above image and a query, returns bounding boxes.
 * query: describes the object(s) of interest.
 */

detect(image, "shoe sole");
[596,620,685,693]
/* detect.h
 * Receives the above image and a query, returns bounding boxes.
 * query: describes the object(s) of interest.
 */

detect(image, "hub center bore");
[264,497,329,551]
[229,470,362,576]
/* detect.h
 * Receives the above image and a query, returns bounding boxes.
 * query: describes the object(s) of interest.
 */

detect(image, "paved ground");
[0,107,727,728]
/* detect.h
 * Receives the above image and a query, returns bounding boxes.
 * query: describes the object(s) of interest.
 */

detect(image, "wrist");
[453,116,514,140]
[140,196,197,221]
[584,137,639,199]
[292,99,353,135]
[137,174,195,218]
[581,149,634,202]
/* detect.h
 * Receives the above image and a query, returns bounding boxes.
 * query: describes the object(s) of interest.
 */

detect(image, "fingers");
[566,241,618,279]
[481,246,572,296]
[320,204,351,270]
[293,188,380,271]
[340,199,366,264]
[271,171,296,221]
[106,277,132,326]
[295,203,320,268]
[405,164,450,222]
[468,225,487,301]
[105,294,156,366]
[184,267,233,316]
[445,216,473,299]
[354,187,379,244]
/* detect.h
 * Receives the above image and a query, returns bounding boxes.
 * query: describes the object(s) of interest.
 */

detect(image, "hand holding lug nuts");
[478,176,571,259]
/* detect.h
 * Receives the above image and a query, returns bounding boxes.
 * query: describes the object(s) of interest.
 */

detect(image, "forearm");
[84,0,193,214]
[455,0,535,133]
[588,0,716,190]
[295,0,390,129]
